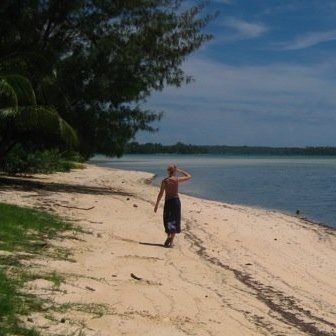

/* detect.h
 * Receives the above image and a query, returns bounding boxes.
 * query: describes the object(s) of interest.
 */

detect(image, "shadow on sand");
[0,176,133,197]
[139,242,164,248]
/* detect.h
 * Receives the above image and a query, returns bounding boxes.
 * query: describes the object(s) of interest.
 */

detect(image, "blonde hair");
[167,164,176,176]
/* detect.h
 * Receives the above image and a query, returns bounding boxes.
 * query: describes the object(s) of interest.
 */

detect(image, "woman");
[154,164,192,247]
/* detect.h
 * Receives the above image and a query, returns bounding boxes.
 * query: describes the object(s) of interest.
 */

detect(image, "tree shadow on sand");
[0,176,133,197]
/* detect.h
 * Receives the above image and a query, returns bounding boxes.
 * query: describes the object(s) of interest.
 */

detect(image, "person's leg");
[169,233,176,247]
[163,199,179,248]
[169,198,180,247]
[163,200,170,246]
[164,234,170,247]
[164,232,176,247]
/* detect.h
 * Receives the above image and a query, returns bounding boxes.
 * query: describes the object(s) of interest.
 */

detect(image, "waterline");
[91,154,336,229]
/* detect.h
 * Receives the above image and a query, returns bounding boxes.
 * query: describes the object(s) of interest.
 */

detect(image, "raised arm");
[177,168,192,183]
[154,181,165,212]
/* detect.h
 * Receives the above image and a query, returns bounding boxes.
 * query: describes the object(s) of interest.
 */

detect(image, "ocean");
[91,154,336,229]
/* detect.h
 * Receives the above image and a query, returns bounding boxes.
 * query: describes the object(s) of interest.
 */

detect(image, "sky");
[136,0,336,147]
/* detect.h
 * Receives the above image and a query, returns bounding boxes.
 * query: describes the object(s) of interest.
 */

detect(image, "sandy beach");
[0,164,335,336]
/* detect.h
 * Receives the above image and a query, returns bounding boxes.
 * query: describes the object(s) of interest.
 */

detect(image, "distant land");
[125,142,336,156]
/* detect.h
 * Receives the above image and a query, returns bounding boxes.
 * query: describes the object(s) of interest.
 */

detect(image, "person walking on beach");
[154,164,192,248]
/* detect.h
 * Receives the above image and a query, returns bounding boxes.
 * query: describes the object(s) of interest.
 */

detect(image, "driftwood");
[85,286,96,291]
[54,203,95,211]
[130,273,142,281]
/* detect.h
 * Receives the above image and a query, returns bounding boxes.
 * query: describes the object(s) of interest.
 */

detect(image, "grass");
[58,303,112,318]
[0,202,75,336]
[0,203,72,253]
[0,268,41,336]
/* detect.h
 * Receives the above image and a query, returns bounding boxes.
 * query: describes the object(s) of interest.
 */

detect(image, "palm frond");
[0,74,36,108]
[14,106,78,147]
[58,117,78,147]
[0,78,18,116]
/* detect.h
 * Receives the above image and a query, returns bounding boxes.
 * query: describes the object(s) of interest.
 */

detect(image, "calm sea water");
[91,154,336,229]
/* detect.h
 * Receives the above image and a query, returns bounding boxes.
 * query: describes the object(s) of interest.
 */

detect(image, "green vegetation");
[0,57,78,160]
[0,203,74,335]
[0,203,72,253]
[1,144,85,175]
[125,142,336,156]
[58,302,112,318]
[0,1,214,164]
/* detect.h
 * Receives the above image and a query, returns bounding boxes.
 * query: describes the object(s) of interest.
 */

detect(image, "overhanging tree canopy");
[0,0,215,157]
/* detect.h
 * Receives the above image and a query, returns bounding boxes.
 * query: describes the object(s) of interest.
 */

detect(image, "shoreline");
[0,164,335,335]
[92,154,336,232]
[101,164,336,234]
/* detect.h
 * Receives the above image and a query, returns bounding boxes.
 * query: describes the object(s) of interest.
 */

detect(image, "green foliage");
[0,71,78,159]
[61,150,85,163]
[11,105,78,147]
[0,144,82,175]
[0,0,215,158]
[0,74,36,106]
[0,74,37,117]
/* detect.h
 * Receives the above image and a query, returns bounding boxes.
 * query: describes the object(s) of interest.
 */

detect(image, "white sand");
[0,164,335,335]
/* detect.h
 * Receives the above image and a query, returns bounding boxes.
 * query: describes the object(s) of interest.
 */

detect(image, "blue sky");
[137,0,336,146]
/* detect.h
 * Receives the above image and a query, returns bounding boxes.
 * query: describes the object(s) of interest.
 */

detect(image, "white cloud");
[277,30,336,50]
[140,57,336,145]
[150,57,336,109]
[219,17,268,41]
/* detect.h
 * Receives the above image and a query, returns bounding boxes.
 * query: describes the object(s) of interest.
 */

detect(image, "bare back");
[164,177,179,200]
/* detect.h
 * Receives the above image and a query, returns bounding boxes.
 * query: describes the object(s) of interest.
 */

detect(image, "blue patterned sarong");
[163,198,181,234]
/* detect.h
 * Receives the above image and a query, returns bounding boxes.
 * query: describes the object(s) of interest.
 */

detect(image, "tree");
[0,0,215,157]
